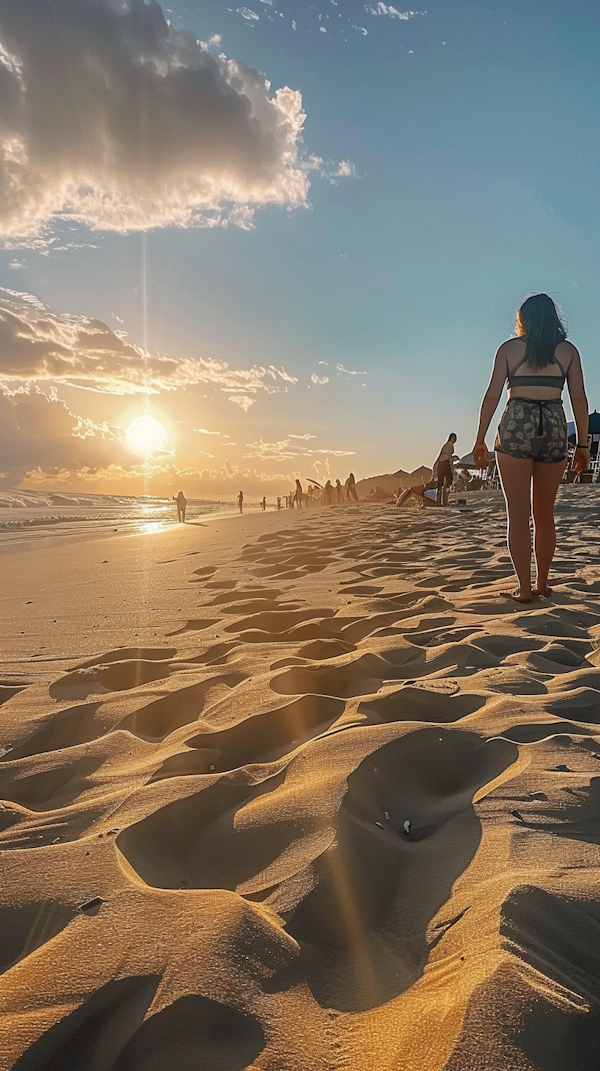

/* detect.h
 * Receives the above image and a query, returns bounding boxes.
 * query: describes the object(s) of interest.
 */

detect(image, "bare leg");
[496,452,535,601]
[436,474,444,507]
[531,459,567,596]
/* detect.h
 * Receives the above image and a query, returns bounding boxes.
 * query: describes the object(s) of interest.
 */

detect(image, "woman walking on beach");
[473,294,589,603]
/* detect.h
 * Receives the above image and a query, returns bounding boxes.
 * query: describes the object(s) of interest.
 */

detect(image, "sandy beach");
[2,489,600,1070]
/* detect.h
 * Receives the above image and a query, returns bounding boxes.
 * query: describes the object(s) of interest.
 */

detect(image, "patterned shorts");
[495,398,567,463]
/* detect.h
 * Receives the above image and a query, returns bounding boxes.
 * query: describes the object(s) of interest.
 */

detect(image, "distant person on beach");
[237,490,244,515]
[261,496,266,511]
[277,497,281,510]
[172,490,187,522]
[345,473,358,501]
[324,479,334,504]
[335,479,344,503]
[473,293,589,603]
[434,434,457,506]
[295,479,304,509]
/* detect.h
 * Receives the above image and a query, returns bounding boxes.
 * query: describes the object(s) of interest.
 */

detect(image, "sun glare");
[125,415,168,455]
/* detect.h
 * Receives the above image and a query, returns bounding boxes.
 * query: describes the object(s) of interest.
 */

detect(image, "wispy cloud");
[227,395,255,411]
[310,373,330,385]
[336,364,367,376]
[0,289,298,399]
[365,4,426,18]
[243,437,354,461]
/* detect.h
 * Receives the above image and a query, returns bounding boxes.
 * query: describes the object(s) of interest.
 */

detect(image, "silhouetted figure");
[261,496,267,511]
[277,497,282,510]
[345,472,358,501]
[324,479,334,505]
[172,490,187,522]
[295,479,304,509]
[434,434,457,506]
[335,478,343,503]
[237,490,244,514]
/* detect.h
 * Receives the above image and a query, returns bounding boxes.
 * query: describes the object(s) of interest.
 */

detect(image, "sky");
[1,0,600,499]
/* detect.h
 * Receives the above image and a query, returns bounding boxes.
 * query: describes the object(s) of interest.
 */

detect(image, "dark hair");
[515,294,567,369]
[449,433,457,442]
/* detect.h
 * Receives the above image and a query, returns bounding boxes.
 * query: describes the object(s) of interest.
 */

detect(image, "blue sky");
[1,0,599,495]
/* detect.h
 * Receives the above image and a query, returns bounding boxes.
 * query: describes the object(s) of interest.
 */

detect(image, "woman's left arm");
[472,345,508,467]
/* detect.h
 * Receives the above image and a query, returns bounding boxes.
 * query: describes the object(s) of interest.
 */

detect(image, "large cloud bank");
[0,0,310,241]
[0,289,297,399]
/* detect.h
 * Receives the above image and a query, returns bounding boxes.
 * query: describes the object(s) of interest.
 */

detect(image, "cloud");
[193,428,221,435]
[0,0,313,242]
[22,458,304,499]
[365,4,425,18]
[330,160,356,179]
[310,373,329,385]
[227,395,255,411]
[0,289,298,398]
[243,437,354,462]
[236,8,260,20]
[336,363,366,376]
[0,384,134,484]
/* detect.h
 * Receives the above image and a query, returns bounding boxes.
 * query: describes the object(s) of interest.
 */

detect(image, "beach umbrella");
[567,411,600,440]
[306,478,324,488]
[589,411,600,435]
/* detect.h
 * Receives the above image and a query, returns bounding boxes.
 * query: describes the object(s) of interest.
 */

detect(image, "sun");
[125,415,168,455]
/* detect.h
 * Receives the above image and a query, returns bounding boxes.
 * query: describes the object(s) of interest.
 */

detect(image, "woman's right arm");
[472,344,508,467]
[566,345,589,474]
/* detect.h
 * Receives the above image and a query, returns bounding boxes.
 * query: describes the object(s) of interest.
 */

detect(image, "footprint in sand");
[223,609,336,636]
[358,685,486,724]
[150,694,346,779]
[117,772,288,891]
[0,902,77,975]
[0,681,29,707]
[71,648,177,671]
[115,672,248,741]
[13,977,265,1071]
[286,728,517,1009]
[2,702,106,761]
[166,619,219,636]
[0,753,104,810]
[49,660,175,701]
[270,650,426,700]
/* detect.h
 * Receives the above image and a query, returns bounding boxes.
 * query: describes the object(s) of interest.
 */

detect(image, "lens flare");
[126,415,168,455]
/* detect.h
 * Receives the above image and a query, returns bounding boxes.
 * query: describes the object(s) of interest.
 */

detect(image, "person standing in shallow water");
[173,490,187,522]
[434,434,457,506]
[237,490,244,515]
[473,293,589,603]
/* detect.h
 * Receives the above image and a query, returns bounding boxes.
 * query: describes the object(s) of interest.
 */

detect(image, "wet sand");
[1,488,600,1070]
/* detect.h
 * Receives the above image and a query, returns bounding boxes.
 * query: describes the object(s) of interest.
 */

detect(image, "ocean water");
[0,489,234,550]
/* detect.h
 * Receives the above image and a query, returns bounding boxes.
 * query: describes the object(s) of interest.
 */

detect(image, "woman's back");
[505,337,575,399]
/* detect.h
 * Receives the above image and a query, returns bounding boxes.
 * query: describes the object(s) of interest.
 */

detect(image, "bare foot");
[500,589,537,604]
[532,585,552,598]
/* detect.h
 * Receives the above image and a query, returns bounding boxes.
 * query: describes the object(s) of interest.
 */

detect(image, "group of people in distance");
[290,473,358,509]
[233,474,358,514]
